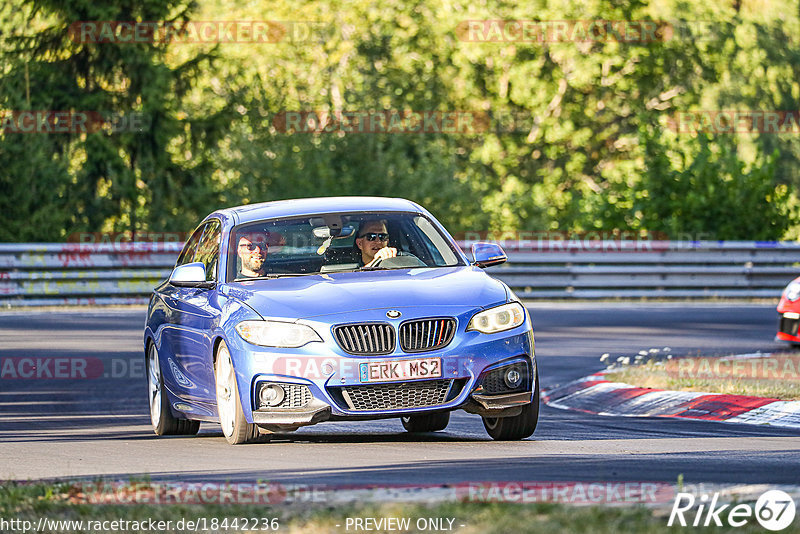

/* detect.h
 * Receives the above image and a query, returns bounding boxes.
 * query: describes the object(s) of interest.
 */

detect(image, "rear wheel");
[401,412,450,432]
[482,371,539,441]
[215,341,263,444]
[147,343,200,436]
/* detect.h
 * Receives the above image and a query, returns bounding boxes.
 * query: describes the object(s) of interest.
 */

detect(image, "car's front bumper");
[251,398,332,428]
[238,327,536,428]
[462,391,533,418]
[776,299,800,343]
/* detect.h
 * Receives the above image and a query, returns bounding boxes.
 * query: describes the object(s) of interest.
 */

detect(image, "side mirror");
[472,242,507,268]
[170,262,214,288]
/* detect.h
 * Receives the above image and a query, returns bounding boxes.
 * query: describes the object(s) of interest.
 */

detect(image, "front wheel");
[401,412,450,433]
[482,371,539,441]
[147,343,200,436]
[215,340,263,445]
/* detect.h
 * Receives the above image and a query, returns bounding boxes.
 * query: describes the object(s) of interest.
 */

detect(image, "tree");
[2,0,800,241]
[629,130,794,240]
[0,0,236,241]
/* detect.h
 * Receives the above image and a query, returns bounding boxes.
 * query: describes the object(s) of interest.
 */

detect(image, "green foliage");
[633,131,794,240]
[0,0,237,239]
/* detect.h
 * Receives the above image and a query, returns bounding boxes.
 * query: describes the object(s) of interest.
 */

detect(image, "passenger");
[237,232,268,277]
[355,220,397,267]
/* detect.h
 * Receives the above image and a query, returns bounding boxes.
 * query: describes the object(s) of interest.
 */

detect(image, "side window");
[414,216,457,265]
[194,220,221,282]
[177,224,206,266]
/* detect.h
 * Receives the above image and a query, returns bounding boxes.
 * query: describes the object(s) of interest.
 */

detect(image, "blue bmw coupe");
[145,197,538,444]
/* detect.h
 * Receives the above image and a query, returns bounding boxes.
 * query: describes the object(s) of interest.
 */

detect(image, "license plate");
[359,357,442,383]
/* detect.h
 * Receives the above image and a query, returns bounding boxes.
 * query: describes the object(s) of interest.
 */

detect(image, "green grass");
[2,482,799,533]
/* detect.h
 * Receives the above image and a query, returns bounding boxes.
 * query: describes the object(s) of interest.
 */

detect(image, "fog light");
[259,383,285,407]
[504,368,522,389]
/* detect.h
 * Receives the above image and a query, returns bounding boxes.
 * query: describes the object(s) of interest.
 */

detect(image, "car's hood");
[222,266,509,320]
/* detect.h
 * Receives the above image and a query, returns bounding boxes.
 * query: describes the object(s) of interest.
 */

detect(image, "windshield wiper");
[235,273,317,281]
[360,265,432,271]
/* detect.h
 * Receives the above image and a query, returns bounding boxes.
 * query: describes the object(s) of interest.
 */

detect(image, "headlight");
[235,320,322,348]
[785,281,800,302]
[467,302,526,334]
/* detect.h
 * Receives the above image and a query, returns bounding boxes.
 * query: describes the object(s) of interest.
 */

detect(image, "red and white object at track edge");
[542,372,800,429]
[777,275,800,343]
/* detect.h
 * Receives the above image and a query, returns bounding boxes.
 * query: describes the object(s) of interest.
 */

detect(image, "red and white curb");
[541,372,800,429]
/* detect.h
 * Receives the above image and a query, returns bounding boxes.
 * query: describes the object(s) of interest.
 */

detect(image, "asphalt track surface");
[1,303,799,486]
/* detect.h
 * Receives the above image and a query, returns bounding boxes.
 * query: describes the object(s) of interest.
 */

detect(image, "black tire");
[215,340,264,445]
[401,411,450,432]
[482,371,539,441]
[147,343,200,436]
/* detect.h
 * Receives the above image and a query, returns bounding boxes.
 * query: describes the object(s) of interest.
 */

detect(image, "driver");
[355,219,397,267]
[237,232,269,277]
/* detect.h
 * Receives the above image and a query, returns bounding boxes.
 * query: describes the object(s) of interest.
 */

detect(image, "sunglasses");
[238,243,267,251]
[359,232,389,242]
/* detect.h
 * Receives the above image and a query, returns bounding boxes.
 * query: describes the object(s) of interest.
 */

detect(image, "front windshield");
[227,211,465,281]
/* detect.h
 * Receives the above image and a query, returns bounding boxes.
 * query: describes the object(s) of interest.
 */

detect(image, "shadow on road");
[36,449,800,486]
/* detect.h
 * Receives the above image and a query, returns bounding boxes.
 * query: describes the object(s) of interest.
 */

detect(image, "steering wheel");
[367,251,425,269]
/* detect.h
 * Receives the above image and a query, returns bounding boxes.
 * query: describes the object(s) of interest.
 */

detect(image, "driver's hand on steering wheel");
[365,247,397,267]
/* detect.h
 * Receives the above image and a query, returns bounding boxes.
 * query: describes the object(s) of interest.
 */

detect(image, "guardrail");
[0,241,798,306]
[0,242,181,307]
[491,241,800,299]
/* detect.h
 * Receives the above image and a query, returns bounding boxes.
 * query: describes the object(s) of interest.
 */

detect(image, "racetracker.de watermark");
[454,231,721,253]
[0,111,149,134]
[667,111,800,134]
[65,482,293,505]
[68,232,190,252]
[667,355,800,381]
[67,21,337,44]
[0,357,143,380]
[455,20,671,43]
[263,355,466,381]
[457,481,675,505]
[273,110,492,134]
[61,480,675,506]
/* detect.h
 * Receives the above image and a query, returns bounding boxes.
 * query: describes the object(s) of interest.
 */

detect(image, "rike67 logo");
[669,490,796,530]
